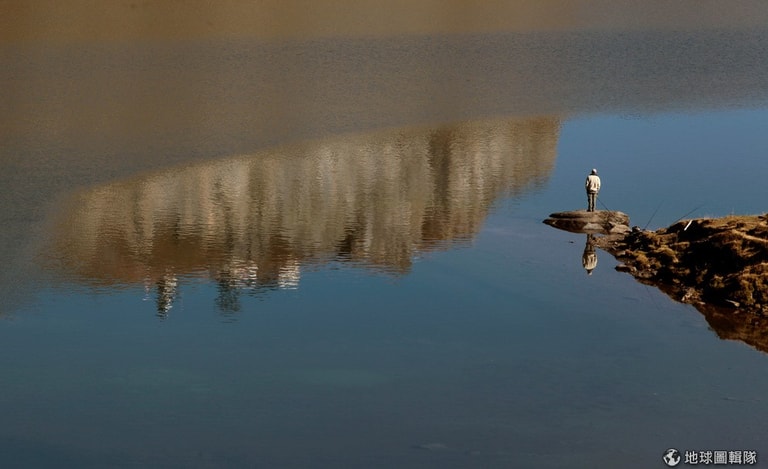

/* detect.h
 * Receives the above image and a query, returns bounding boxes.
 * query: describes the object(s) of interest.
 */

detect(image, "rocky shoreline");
[544,210,630,234]
[594,214,768,351]
[595,214,768,313]
[545,211,768,352]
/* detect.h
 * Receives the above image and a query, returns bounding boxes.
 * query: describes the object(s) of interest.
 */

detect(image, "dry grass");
[604,213,768,315]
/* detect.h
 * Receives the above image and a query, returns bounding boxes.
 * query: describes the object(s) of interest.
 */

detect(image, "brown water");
[3,3,768,468]
[5,0,768,42]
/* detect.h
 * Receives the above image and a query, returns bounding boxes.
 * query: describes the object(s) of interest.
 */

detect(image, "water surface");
[3,7,768,468]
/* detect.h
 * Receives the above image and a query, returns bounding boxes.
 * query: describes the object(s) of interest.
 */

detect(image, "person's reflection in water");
[156,273,179,319]
[582,234,598,275]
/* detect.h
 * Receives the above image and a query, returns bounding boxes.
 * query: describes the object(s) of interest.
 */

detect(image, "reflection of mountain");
[46,118,559,309]
[6,4,768,316]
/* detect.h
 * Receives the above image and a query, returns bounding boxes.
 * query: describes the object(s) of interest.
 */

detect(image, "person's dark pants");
[587,192,598,212]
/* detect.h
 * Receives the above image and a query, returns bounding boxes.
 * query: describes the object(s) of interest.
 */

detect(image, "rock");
[543,210,630,234]
[608,222,631,234]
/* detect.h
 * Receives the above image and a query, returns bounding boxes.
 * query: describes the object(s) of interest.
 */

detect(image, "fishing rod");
[671,203,706,225]
[597,196,610,211]
[643,201,664,231]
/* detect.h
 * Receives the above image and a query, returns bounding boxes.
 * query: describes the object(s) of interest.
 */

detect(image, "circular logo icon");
[663,448,681,467]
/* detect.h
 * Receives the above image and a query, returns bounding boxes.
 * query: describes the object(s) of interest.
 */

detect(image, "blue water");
[553,111,768,225]
[4,110,768,468]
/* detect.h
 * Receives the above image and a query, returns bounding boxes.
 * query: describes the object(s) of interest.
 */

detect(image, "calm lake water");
[3,5,768,468]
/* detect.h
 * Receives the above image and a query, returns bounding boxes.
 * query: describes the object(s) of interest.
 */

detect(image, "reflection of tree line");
[47,118,559,315]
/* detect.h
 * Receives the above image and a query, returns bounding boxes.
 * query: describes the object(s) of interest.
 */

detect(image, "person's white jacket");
[585,174,601,193]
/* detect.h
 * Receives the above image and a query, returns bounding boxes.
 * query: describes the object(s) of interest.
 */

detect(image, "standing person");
[585,169,601,212]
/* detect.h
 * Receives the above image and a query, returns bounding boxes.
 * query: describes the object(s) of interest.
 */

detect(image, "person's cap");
[591,169,598,174]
